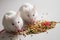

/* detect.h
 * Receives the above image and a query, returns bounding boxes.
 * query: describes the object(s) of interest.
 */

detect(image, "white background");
[0,0,60,40]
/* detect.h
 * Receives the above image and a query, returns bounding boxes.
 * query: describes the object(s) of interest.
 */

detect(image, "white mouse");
[2,11,23,32]
[19,3,40,24]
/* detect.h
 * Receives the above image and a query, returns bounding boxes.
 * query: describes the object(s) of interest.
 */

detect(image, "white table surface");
[0,0,60,40]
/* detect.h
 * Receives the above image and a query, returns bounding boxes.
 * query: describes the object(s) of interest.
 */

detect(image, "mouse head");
[2,11,23,32]
[20,3,39,23]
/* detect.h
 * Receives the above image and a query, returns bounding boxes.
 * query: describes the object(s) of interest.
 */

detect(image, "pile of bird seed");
[19,20,57,35]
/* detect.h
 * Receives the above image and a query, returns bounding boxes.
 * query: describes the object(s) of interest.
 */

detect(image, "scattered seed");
[31,34,33,37]
[46,31,48,34]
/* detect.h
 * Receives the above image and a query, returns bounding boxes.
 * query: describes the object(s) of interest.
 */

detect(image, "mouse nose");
[30,18,35,23]
[15,26,22,32]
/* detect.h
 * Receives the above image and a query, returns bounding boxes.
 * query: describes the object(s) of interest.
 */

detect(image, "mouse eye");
[33,14,35,16]
[27,14,30,17]
[12,23,14,25]
[18,21,20,23]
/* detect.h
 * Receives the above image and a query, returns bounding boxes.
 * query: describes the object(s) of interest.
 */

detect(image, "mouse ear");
[23,6,29,12]
[5,11,15,19]
[16,11,20,17]
[33,5,37,10]
[4,14,10,20]
[32,6,35,11]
